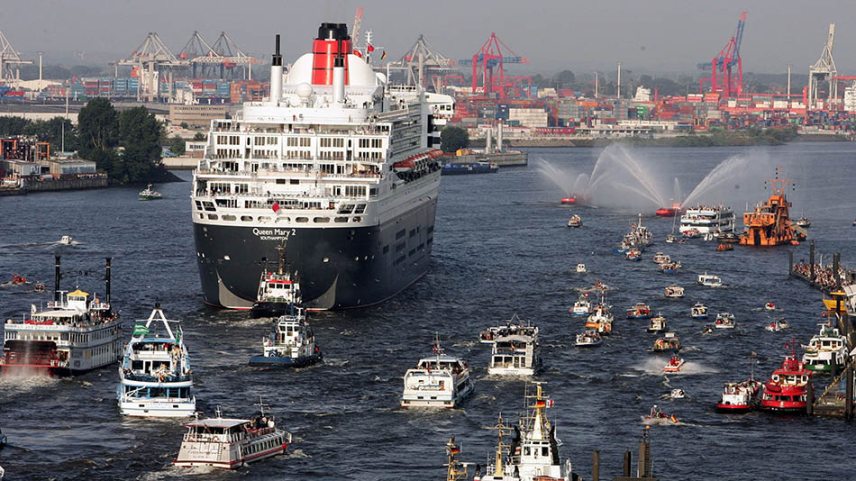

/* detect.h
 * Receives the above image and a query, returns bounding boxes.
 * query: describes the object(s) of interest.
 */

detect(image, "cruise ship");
[192,23,454,310]
[678,205,735,235]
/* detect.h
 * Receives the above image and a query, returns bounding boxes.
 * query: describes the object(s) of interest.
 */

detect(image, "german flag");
[380,50,387,61]
[534,400,546,408]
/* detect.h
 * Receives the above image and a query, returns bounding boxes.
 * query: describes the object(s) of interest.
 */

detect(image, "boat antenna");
[54,255,62,302]
[433,332,444,356]
[256,396,269,417]
[215,405,223,418]
[276,240,287,275]
[104,257,112,307]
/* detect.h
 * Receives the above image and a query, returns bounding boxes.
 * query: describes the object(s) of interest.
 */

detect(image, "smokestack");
[105,257,112,305]
[270,34,283,105]
[332,53,345,105]
[54,255,61,302]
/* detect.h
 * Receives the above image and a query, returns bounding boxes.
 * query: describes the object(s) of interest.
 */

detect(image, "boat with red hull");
[760,343,812,413]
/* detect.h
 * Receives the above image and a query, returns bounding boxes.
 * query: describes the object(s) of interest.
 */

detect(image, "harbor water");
[1,142,855,480]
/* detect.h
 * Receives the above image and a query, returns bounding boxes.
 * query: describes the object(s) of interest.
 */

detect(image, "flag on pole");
[546,399,555,408]
[354,50,363,58]
[271,202,280,213]
[367,44,375,53]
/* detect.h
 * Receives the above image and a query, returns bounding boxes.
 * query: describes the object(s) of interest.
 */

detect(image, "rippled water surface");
[1,142,855,481]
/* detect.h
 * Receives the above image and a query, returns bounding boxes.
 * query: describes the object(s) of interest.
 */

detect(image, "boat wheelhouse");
[249,307,322,367]
[487,333,541,377]
[480,315,539,344]
[401,338,474,409]
[678,205,735,235]
[801,323,847,374]
[250,242,302,319]
[118,306,195,417]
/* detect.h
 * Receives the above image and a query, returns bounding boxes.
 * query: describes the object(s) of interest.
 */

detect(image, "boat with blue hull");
[441,161,498,175]
[249,307,322,368]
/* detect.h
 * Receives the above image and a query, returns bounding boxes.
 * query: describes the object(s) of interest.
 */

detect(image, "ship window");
[296,217,309,223]
[258,216,272,223]
[409,229,417,238]
[276,217,291,223]
[355,204,367,214]
[276,179,286,184]
[241,215,253,222]
[396,229,406,239]
[334,217,349,223]
[395,242,406,252]
[353,216,361,222]
[290,179,300,185]
[207,214,218,220]
[314,217,330,223]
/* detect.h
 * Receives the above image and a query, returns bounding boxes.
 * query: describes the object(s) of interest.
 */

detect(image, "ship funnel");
[332,53,345,105]
[54,255,62,302]
[270,34,283,105]
[311,22,351,86]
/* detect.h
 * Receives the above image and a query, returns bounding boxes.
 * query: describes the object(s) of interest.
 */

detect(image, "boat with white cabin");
[690,303,708,319]
[249,307,322,367]
[569,295,592,317]
[679,205,735,235]
[487,332,541,376]
[801,323,848,374]
[401,337,474,409]
[574,329,603,347]
[647,314,667,333]
[698,273,723,288]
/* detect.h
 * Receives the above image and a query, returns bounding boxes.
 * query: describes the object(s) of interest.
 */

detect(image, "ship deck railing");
[123,371,192,383]
[196,168,382,180]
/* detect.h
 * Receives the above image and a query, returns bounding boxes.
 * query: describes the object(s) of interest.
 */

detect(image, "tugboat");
[740,168,805,246]
[567,214,582,228]
[714,312,736,329]
[760,342,813,413]
[664,284,684,298]
[480,314,539,343]
[801,323,848,374]
[118,305,195,417]
[138,183,162,200]
[697,273,723,287]
[690,303,709,319]
[716,380,762,413]
[248,307,322,368]
[641,404,679,426]
[487,331,541,376]
[569,295,592,317]
[401,336,474,409]
[653,332,681,352]
[663,353,685,373]
[1,257,121,375]
[250,243,302,319]
[174,401,292,469]
[626,302,653,319]
[574,329,603,347]
[647,314,667,333]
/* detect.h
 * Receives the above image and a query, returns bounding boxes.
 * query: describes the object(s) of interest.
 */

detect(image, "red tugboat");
[560,195,577,205]
[655,203,682,217]
[760,341,813,413]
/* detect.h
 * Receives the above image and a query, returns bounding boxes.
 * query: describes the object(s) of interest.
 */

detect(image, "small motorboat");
[653,332,681,352]
[716,380,762,413]
[647,314,667,333]
[58,235,74,245]
[664,234,677,244]
[702,324,714,334]
[33,281,46,293]
[664,285,684,298]
[574,329,603,347]
[795,217,811,228]
[697,272,723,287]
[652,252,671,264]
[714,312,736,329]
[569,295,592,317]
[641,405,680,425]
[660,261,681,274]
[625,248,642,261]
[626,302,653,319]
[575,263,587,273]
[138,183,163,200]
[690,303,708,319]
[764,302,776,311]
[670,388,686,399]
[716,242,734,252]
[765,319,789,332]
[663,353,685,373]
[560,195,576,205]
[567,214,582,228]
[682,228,701,239]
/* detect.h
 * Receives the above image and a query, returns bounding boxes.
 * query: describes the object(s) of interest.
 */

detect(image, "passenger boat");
[659,261,681,274]
[716,380,762,413]
[174,403,292,469]
[641,404,679,425]
[690,303,708,319]
[248,307,322,368]
[569,295,592,317]
[801,323,848,374]
[401,337,474,409]
[574,329,603,347]
[138,183,162,200]
[714,312,736,329]
[765,319,789,332]
[679,205,736,236]
[760,344,812,413]
[716,242,733,252]
[652,252,670,264]
[567,214,582,228]
[764,302,776,311]
[664,284,684,298]
[697,272,723,287]
[626,302,653,319]
[249,242,302,319]
[480,314,539,343]
[625,248,642,261]
[118,305,195,417]
[487,332,541,376]
[575,263,587,273]
[647,314,667,333]
[585,300,614,335]
[473,383,576,481]
[739,169,805,246]
[663,353,685,373]
[1,257,121,375]
[653,332,681,352]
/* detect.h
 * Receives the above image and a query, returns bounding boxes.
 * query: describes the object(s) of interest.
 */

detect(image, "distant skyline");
[2,0,855,77]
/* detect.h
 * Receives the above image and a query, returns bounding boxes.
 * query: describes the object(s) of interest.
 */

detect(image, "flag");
[271,202,280,213]
[367,43,375,53]
[546,399,555,408]
[380,50,387,60]
[353,49,362,58]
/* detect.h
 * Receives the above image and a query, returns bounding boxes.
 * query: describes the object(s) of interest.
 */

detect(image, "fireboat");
[656,202,682,217]
[739,168,807,247]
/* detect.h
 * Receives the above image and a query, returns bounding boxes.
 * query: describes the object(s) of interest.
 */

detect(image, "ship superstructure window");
[345,186,367,198]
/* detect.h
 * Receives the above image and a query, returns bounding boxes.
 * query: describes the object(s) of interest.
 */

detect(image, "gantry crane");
[698,11,747,98]
[808,24,837,110]
[0,30,32,83]
[459,32,528,99]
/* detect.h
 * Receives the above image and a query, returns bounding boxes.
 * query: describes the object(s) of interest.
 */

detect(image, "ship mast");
[445,436,467,481]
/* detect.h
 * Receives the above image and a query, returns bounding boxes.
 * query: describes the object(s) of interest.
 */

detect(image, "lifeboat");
[392,149,443,173]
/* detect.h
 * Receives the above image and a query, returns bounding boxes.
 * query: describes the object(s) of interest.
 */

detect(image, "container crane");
[807,24,837,110]
[459,32,528,99]
[697,11,747,98]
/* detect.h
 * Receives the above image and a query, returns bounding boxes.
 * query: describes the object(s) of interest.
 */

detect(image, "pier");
[788,240,856,293]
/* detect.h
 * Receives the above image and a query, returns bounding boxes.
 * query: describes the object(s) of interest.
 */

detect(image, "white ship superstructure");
[192,24,453,310]
[400,339,474,409]
[679,205,735,235]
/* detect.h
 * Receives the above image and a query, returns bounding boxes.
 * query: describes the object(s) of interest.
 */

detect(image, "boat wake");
[636,358,718,376]
[0,369,59,394]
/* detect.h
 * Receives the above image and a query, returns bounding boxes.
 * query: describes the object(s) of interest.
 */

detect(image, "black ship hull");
[193,198,437,310]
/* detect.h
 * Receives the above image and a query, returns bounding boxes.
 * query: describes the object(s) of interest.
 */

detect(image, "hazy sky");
[2,0,854,76]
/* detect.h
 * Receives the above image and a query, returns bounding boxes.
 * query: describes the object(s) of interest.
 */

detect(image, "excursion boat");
[663,353,685,373]
[118,306,195,417]
[690,303,708,319]
[138,184,162,200]
[567,214,582,228]
[652,252,670,264]
[801,323,848,374]
[765,319,789,332]
[574,329,603,347]
[647,315,667,333]
[716,380,762,413]
[653,332,681,352]
[585,302,614,335]
[714,312,736,329]
[1,257,121,375]
[697,273,723,287]
[473,383,576,481]
[480,314,539,343]
[678,205,736,236]
[641,405,679,426]
[626,302,653,319]
[174,403,292,469]
[575,263,587,273]
[249,243,302,318]
[659,261,681,274]
[664,285,684,298]
[569,295,592,317]
[400,337,474,409]
[248,307,322,368]
[760,345,813,413]
[487,332,541,376]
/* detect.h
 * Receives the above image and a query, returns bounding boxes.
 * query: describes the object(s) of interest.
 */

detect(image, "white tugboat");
[487,332,541,376]
[118,305,195,417]
[802,323,848,374]
[714,312,736,329]
[250,242,302,319]
[697,273,723,287]
[480,315,539,344]
[401,336,474,409]
[249,307,322,367]
[1,257,121,375]
[174,401,292,469]
[691,303,709,319]
[569,295,592,317]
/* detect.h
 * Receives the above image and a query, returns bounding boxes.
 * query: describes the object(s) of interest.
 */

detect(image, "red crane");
[698,11,747,98]
[459,33,528,99]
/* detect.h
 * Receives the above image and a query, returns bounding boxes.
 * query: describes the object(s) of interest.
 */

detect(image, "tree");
[0,116,31,136]
[167,135,186,156]
[192,132,206,141]
[78,98,118,159]
[24,117,79,152]
[440,126,469,153]
[117,106,163,183]
[553,70,576,87]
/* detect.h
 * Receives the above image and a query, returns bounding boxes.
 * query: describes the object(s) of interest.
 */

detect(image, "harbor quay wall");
[22,175,108,192]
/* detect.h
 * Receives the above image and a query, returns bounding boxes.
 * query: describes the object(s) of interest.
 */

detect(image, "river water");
[1,142,855,481]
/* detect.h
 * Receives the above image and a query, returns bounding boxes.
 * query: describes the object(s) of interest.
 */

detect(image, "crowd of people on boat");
[792,261,853,290]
